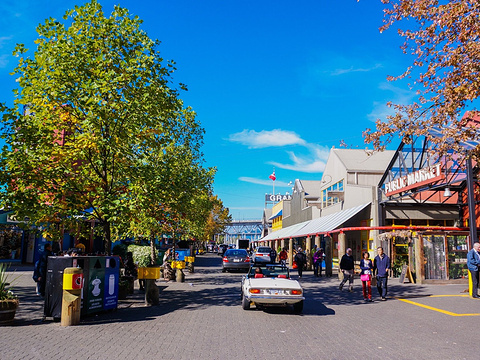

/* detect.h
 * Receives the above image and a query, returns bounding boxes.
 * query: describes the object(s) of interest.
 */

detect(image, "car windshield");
[256,247,271,253]
[249,265,289,278]
[225,250,247,257]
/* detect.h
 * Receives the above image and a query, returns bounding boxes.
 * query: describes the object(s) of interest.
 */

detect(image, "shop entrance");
[423,235,447,280]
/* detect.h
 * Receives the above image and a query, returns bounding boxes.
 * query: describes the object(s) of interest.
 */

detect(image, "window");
[322,179,344,207]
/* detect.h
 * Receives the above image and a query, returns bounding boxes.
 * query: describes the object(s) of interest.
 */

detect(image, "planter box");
[0,299,19,325]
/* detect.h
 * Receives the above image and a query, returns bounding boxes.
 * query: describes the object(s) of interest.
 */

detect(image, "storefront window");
[392,236,409,277]
[0,227,23,261]
[447,235,468,279]
[423,235,447,280]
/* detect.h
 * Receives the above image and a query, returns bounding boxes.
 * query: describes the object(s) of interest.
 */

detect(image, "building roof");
[299,180,322,199]
[333,149,395,172]
[259,203,370,241]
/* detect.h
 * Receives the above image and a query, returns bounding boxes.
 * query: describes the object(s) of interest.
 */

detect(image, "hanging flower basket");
[0,299,19,325]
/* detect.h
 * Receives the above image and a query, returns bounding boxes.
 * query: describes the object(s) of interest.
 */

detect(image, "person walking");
[33,243,53,297]
[467,242,480,298]
[269,247,277,264]
[313,248,324,277]
[374,247,391,301]
[339,248,355,292]
[294,247,307,278]
[360,251,374,302]
[279,248,288,266]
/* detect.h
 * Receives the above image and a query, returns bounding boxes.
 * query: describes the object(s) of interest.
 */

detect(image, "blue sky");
[0,0,414,220]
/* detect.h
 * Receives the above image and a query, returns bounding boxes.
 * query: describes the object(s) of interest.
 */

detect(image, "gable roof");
[333,149,395,172]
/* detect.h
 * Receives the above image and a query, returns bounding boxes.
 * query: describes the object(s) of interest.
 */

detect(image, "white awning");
[293,203,370,236]
[261,221,310,241]
[259,203,370,241]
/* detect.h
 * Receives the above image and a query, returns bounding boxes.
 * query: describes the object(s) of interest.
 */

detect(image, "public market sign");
[265,194,292,202]
[384,163,444,196]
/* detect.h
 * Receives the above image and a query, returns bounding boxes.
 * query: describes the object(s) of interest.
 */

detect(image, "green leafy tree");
[0,1,213,253]
[364,1,480,156]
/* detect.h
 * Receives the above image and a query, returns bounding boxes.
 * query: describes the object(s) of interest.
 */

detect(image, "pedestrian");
[269,247,277,263]
[467,242,480,298]
[33,243,53,297]
[374,247,391,301]
[124,252,138,278]
[279,248,288,266]
[313,248,324,277]
[339,248,355,292]
[294,247,307,278]
[360,251,374,302]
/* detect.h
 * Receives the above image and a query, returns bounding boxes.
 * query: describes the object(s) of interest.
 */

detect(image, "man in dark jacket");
[466,242,480,298]
[34,243,53,297]
[374,247,391,301]
[294,247,307,278]
[339,248,355,292]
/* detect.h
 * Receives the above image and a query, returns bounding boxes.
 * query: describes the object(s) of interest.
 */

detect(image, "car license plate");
[234,259,240,262]
[270,290,282,295]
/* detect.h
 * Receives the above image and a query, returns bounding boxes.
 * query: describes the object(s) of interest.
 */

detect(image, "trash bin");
[103,256,119,310]
[44,256,119,319]
[44,256,76,320]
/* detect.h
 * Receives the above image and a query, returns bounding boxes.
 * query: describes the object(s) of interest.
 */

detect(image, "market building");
[258,126,480,285]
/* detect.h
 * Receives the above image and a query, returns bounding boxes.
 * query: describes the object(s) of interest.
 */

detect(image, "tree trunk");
[150,234,157,266]
[103,221,111,255]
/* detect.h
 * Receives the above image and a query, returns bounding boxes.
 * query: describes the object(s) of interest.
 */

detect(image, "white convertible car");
[241,264,304,313]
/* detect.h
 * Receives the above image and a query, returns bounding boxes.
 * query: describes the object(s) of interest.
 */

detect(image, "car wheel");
[222,268,226,273]
[242,293,250,310]
[293,300,303,314]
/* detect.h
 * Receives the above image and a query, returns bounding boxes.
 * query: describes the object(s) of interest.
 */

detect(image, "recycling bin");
[44,256,120,319]
[82,256,120,315]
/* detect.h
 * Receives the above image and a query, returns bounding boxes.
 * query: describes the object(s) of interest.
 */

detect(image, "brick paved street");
[1,253,479,360]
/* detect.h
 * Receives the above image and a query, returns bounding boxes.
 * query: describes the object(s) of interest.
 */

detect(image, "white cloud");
[268,144,329,173]
[330,63,383,76]
[0,36,13,48]
[239,177,291,187]
[228,129,306,149]
[0,54,9,68]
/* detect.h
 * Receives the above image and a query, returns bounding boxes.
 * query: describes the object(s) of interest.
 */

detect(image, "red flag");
[269,171,276,181]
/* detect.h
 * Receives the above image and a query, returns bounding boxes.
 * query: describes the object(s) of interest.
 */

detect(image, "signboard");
[399,264,414,283]
[384,164,444,197]
[265,194,292,202]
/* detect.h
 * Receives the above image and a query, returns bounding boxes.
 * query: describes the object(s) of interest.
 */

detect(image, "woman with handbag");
[360,252,374,302]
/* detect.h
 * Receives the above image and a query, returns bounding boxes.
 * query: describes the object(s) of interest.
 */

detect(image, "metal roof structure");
[259,203,370,241]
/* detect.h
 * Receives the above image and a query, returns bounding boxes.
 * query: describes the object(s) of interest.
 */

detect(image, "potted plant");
[0,263,19,325]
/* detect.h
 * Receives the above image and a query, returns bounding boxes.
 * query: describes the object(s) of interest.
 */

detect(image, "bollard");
[185,256,195,273]
[138,267,160,305]
[469,270,474,298]
[61,267,83,326]
[176,268,185,282]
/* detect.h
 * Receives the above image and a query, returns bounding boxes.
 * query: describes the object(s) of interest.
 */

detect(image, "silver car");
[252,246,272,264]
[222,249,251,272]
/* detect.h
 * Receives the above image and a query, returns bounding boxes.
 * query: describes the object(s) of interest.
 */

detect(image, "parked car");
[240,264,304,313]
[218,244,228,256]
[252,246,273,263]
[222,249,251,272]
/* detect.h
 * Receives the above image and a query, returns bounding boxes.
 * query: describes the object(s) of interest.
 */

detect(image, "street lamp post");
[467,158,478,247]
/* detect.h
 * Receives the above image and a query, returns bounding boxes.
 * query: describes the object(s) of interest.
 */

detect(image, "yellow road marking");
[395,295,480,317]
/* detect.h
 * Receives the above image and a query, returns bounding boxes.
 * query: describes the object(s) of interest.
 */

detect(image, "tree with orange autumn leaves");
[364,0,480,157]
